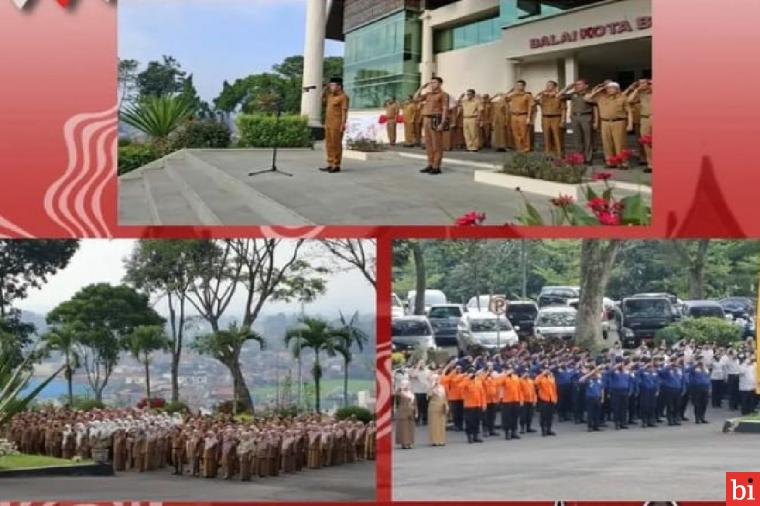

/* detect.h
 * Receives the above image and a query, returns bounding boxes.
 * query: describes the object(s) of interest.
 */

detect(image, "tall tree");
[42,324,81,406]
[284,317,342,413]
[320,240,376,288]
[186,240,325,413]
[137,55,187,98]
[124,240,209,402]
[411,242,427,315]
[47,283,165,402]
[118,58,140,112]
[575,240,624,352]
[667,240,712,299]
[334,311,369,407]
[124,325,170,400]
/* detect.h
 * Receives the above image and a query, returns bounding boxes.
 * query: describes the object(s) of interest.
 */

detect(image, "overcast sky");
[16,240,375,318]
[119,0,345,102]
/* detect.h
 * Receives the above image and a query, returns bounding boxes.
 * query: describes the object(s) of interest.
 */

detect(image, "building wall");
[343,0,422,32]
[427,0,499,28]
[435,40,510,96]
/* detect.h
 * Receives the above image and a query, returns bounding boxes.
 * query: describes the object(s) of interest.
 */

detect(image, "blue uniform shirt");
[583,377,604,399]
[608,370,632,392]
[638,369,660,391]
[689,367,711,388]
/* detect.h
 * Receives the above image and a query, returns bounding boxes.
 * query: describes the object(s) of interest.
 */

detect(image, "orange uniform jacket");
[444,373,466,402]
[520,377,538,404]
[498,374,524,403]
[462,376,487,409]
[483,375,501,405]
[535,373,558,404]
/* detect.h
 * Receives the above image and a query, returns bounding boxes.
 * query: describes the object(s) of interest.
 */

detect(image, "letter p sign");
[727,473,759,505]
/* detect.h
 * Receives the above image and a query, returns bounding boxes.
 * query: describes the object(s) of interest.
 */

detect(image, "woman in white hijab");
[395,380,417,449]
[427,373,449,447]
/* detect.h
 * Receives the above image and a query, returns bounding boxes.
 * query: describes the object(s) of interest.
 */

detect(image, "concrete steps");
[118,150,313,226]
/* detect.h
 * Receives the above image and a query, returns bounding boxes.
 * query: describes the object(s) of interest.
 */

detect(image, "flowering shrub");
[502,152,586,184]
[0,438,19,458]
[137,398,166,410]
[378,114,404,124]
[346,137,386,152]
[606,149,635,167]
[456,211,487,227]
[639,135,653,147]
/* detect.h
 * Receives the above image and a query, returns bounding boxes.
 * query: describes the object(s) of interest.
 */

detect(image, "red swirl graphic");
[43,105,118,238]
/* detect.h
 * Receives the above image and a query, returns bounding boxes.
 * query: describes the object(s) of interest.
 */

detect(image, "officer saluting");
[320,77,349,174]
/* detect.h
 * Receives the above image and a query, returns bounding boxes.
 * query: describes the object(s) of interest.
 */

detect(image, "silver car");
[392,316,436,351]
[457,311,519,352]
[534,306,578,341]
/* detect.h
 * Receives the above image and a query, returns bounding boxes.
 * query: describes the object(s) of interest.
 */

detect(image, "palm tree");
[1,344,64,427]
[120,95,195,151]
[124,325,170,401]
[284,317,342,413]
[42,325,80,407]
[334,311,369,407]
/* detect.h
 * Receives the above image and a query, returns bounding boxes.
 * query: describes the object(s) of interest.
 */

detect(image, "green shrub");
[215,400,249,415]
[71,397,106,411]
[118,144,160,175]
[347,137,385,152]
[503,152,585,184]
[335,406,373,424]
[656,317,743,347]
[236,114,312,148]
[162,401,190,414]
[171,119,231,150]
[118,138,133,147]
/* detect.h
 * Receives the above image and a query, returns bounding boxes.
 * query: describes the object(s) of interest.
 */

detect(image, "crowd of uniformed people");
[393,338,757,448]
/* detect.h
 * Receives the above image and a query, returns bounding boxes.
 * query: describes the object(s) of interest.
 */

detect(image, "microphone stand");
[249,95,293,178]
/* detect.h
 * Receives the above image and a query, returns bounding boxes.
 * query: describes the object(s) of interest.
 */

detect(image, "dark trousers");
[585,397,602,430]
[573,384,587,422]
[711,379,725,408]
[451,400,464,430]
[663,387,680,425]
[639,388,657,426]
[500,402,520,438]
[691,385,709,422]
[679,389,691,419]
[610,390,629,427]
[571,114,594,163]
[485,403,498,434]
[628,391,639,422]
[740,390,758,415]
[520,403,535,431]
[464,407,482,438]
[728,374,740,410]
[558,384,573,421]
[656,388,666,419]
[415,393,429,425]
[538,400,556,434]
[603,392,612,421]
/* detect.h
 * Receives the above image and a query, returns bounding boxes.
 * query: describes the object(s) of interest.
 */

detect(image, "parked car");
[621,295,680,347]
[427,304,466,347]
[537,286,580,308]
[683,300,726,319]
[567,297,617,338]
[456,311,519,353]
[534,306,577,342]
[407,289,447,315]
[466,294,507,312]
[391,316,436,351]
[633,293,685,317]
[392,293,405,318]
[506,300,539,338]
[719,297,755,319]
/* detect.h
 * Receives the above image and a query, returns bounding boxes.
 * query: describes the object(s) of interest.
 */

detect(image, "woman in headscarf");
[427,372,449,447]
[395,380,417,449]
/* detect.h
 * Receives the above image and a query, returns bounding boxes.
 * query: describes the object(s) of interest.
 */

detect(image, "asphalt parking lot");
[392,407,757,501]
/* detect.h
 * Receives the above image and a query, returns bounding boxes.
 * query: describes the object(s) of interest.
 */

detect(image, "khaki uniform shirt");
[324,91,349,128]
[461,98,481,118]
[420,90,449,116]
[567,92,595,116]
[509,92,534,115]
[385,102,400,123]
[591,94,630,120]
[538,94,564,116]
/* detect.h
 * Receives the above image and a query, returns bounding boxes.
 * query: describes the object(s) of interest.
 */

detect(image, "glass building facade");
[433,14,501,54]
[343,10,422,109]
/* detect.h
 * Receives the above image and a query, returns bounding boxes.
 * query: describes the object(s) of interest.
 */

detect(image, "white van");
[407,289,447,315]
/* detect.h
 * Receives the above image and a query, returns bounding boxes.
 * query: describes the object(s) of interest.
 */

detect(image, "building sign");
[529,16,652,49]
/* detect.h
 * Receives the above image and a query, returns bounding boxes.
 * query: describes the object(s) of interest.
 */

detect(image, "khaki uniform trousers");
[387,121,397,145]
[511,114,531,153]
[640,116,653,168]
[423,117,444,169]
[463,117,480,151]
[325,127,344,168]
[601,120,628,164]
[542,116,564,158]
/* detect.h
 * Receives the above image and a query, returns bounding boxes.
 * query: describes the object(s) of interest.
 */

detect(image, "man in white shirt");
[721,349,742,410]
[709,352,726,408]
[738,355,758,415]
[409,363,431,426]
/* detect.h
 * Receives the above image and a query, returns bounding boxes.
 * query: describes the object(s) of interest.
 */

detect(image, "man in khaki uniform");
[415,77,450,175]
[384,97,400,146]
[460,90,482,152]
[320,77,349,174]
[628,79,653,172]
[402,96,418,147]
[535,81,566,158]
[507,80,535,153]
[414,100,425,147]
[479,94,494,149]
[585,81,634,168]
[491,95,509,152]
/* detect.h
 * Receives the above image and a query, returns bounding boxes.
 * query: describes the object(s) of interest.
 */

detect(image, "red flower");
[607,155,622,166]
[587,197,610,213]
[619,149,634,162]
[564,152,586,166]
[378,114,388,125]
[639,135,653,146]
[592,172,613,182]
[596,211,621,226]
[456,211,487,226]
[396,114,404,123]
[551,195,575,208]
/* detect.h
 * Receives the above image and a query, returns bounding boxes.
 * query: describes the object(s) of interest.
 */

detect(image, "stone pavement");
[0,458,375,501]
[393,407,755,501]
[118,148,559,227]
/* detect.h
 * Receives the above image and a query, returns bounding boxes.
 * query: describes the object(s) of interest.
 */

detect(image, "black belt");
[602,118,627,122]
[423,114,442,118]
[512,112,528,116]
[542,114,562,118]
[641,115,651,118]
[572,112,593,116]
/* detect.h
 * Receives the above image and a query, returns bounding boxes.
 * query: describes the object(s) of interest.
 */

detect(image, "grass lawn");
[0,454,92,470]
[739,413,760,421]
